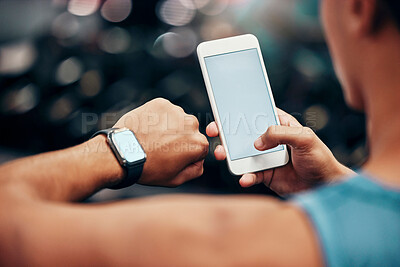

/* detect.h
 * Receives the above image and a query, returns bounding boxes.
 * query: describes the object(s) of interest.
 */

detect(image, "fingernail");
[254,137,264,149]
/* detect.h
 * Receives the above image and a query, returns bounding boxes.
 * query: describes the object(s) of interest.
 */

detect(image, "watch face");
[111,130,146,164]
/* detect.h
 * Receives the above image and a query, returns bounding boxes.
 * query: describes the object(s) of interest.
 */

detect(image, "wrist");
[338,163,356,177]
[81,135,125,188]
[327,161,356,184]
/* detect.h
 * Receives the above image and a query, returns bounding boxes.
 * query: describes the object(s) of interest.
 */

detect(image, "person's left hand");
[113,98,209,187]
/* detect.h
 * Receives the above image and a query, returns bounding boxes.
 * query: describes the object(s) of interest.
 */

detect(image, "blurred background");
[0,0,367,201]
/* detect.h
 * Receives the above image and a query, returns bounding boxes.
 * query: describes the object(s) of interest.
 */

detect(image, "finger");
[206,122,219,137]
[239,173,257,187]
[255,125,315,151]
[214,145,226,161]
[276,108,302,127]
[239,172,264,188]
[182,132,209,162]
[173,160,205,186]
[191,134,210,162]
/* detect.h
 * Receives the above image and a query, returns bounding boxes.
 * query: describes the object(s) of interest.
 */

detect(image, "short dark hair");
[378,0,400,30]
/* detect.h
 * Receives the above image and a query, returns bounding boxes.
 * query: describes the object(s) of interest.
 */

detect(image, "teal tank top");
[292,174,400,266]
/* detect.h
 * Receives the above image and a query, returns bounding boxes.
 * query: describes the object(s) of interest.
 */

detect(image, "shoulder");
[290,175,400,267]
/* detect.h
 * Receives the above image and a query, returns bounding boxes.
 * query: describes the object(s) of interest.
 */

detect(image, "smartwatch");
[91,128,147,189]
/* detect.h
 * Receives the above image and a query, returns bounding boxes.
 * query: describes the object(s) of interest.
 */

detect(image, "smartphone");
[197,34,289,175]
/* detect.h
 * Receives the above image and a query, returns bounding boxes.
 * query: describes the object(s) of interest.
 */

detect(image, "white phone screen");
[205,48,283,161]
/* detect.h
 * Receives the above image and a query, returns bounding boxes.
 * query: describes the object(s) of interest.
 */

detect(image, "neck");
[361,26,400,185]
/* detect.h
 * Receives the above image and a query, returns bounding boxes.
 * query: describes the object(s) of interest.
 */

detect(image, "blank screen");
[113,131,146,163]
[205,48,283,161]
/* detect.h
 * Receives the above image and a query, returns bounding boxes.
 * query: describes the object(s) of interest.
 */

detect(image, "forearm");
[0,136,123,202]
[0,191,322,267]
[1,195,223,266]
[9,195,320,267]
[3,196,264,266]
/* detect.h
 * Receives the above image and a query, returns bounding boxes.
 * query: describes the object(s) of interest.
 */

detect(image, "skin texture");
[1,0,400,265]
[114,98,209,187]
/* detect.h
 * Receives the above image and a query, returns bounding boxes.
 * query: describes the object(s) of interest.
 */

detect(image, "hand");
[206,108,354,195]
[113,98,209,187]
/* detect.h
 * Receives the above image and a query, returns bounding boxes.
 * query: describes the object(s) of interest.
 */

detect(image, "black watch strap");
[91,128,144,189]
[113,164,143,189]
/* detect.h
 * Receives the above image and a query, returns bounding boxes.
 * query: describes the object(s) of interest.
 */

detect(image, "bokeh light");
[199,0,228,16]
[1,84,39,114]
[162,27,197,58]
[56,57,84,86]
[0,42,37,76]
[98,27,131,54]
[79,70,102,97]
[52,12,80,39]
[68,0,100,16]
[305,105,329,131]
[293,48,326,80]
[157,0,196,26]
[101,0,132,23]
[48,96,75,122]
[200,18,236,40]
[179,0,210,10]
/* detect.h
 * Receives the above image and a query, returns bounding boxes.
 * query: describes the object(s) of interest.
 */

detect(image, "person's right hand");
[206,108,354,195]
[113,98,209,187]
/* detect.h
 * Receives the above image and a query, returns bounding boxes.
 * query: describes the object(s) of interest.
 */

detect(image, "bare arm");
[0,142,323,267]
[0,138,323,267]
[1,193,323,267]
[0,99,323,266]
[0,135,123,202]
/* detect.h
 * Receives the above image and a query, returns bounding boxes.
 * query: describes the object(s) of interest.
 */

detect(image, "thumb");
[172,160,205,186]
[254,125,316,151]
